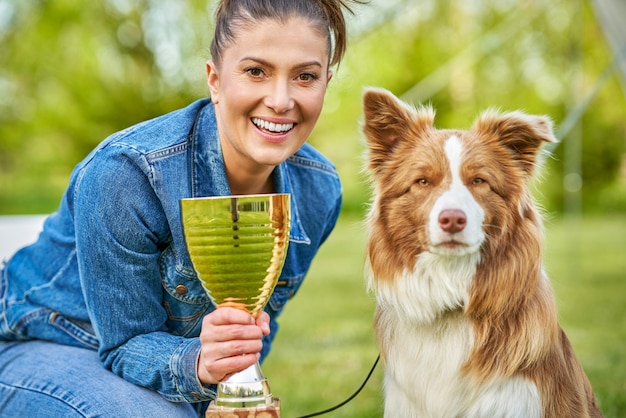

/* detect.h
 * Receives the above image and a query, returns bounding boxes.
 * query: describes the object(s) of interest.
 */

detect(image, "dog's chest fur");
[375,259,542,417]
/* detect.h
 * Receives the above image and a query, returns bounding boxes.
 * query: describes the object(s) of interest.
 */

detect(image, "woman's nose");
[264,80,294,114]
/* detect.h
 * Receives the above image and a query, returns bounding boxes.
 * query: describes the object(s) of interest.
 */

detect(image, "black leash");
[295,354,380,418]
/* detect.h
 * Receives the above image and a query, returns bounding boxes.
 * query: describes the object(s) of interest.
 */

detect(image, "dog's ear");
[362,87,434,175]
[473,110,556,176]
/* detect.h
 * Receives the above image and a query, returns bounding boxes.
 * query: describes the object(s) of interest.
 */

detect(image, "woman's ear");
[206,60,220,104]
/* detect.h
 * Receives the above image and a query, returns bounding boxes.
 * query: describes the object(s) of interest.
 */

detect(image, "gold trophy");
[180,193,289,417]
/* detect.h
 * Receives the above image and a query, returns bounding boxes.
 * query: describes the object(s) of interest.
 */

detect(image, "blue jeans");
[0,341,204,417]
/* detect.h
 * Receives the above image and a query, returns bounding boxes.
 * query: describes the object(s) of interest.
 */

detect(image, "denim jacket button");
[175,285,188,295]
[190,391,201,399]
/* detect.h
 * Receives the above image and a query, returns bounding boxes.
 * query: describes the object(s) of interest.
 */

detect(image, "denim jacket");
[0,99,342,403]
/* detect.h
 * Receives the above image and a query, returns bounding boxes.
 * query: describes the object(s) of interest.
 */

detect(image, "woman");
[0,0,365,416]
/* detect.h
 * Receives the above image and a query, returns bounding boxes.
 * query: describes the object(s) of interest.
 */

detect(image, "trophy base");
[205,398,280,418]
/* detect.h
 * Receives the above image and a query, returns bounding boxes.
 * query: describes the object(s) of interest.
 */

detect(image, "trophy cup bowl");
[180,193,290,410]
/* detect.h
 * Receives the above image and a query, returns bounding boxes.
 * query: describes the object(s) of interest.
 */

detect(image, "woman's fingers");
[200,348,261,383]
[197,307,268,384]
[256,311,271,335]
[203,334,264,358]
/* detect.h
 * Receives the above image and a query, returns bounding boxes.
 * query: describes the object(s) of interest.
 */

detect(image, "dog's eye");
[472,178,486,185]
[416,178,429,186]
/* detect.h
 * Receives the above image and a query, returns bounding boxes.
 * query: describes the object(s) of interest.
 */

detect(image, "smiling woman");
[0,1,367,417]
[206,16,333,194]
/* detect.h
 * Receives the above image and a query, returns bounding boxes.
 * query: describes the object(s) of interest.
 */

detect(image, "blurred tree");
[0,0,211,212]
[315,0,626,215]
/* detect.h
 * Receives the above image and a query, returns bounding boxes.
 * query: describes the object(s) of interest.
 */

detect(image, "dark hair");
[210,0,366,68]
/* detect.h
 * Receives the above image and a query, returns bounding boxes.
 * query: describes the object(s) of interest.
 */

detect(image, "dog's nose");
[438,209,467,233]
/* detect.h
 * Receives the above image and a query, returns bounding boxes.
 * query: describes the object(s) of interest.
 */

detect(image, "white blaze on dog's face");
[428,135,485,256]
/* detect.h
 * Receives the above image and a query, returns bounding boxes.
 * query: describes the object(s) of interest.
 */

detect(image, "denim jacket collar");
[187,103,310,245]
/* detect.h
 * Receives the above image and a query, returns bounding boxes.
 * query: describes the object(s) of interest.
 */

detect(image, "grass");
[544,215,626,417]
[262,214,626,417]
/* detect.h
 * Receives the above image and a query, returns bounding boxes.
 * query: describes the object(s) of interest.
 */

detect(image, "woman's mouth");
[252,117,295,134]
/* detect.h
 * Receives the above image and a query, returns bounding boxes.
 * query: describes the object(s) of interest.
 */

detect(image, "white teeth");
[252,118,294,133]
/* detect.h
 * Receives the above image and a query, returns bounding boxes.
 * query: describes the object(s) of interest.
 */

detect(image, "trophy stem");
[216,361,272,407]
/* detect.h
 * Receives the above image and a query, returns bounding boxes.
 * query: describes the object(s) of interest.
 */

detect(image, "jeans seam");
[0,381,89,417]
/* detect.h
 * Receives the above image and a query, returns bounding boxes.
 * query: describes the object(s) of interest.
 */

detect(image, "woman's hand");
[197,307,271,385]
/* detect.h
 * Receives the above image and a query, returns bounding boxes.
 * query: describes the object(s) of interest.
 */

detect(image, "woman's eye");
[245,67,265,77]
[298,72,319,82]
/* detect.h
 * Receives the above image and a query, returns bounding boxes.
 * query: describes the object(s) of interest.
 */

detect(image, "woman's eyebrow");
[240,57,323,69]
[295,60,323,69]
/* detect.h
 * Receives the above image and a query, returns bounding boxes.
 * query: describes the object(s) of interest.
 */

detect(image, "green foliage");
[0,0,624,215]
[313,0,626,217]
[0,0,210,213]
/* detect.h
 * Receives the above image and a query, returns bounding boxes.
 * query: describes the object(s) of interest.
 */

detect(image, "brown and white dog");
[362,87,602,418]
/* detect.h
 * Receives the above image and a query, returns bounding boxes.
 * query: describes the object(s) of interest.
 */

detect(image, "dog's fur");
[362,87,602,418]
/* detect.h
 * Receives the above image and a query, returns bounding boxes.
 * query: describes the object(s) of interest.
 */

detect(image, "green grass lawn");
[262,214,626,417]
[544,215,626,417]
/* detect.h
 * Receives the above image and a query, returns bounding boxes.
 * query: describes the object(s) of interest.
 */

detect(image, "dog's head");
[362,87,556,281]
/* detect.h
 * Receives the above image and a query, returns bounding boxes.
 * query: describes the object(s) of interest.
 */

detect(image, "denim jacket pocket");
[159,246,211,337]
[10,309,99,350]
[48,311,100,349]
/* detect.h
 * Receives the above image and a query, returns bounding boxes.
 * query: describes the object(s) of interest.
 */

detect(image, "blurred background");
[0,0,625,215]
[1,0,624,416]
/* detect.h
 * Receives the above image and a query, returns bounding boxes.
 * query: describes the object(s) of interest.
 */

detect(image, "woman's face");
[206,16,332,179]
